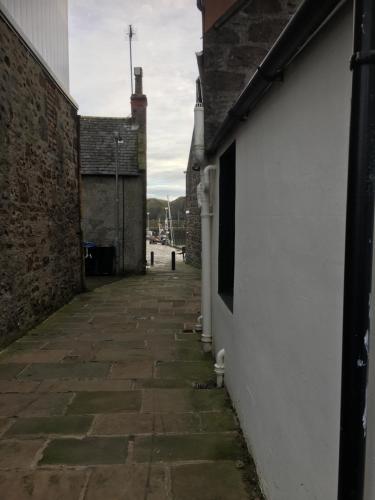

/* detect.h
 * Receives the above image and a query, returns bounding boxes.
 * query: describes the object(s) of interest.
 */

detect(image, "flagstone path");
[0,245,263,499]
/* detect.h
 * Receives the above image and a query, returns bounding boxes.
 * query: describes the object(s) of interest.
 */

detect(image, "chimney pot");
[134,67,143,95]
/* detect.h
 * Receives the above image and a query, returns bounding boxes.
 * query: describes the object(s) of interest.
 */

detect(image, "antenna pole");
[128,24,134,94]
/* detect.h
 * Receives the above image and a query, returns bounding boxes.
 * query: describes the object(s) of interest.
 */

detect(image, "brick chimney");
[131,67,147,171]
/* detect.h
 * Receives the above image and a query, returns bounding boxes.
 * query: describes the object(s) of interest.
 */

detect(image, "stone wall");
[0,15,82,346]
[185,145,202,268]
[185,0,301,266]
[202,0,301,147]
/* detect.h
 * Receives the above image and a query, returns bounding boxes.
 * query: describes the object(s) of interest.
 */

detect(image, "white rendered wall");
[211,7,353,500]
[0,0,69,89]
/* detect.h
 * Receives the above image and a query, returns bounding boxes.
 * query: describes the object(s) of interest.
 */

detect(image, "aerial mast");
[127,24,134,94]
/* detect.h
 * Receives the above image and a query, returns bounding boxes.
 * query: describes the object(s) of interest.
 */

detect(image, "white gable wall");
[0,0,69,89]
[210,7,353,499]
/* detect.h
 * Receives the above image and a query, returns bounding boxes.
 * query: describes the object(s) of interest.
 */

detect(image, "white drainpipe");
[198,164,216,351]
[214,349,225,388]
[192,95,216,351]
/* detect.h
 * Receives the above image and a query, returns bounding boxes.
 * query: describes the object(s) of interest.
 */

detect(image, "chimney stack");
[130,67,147,171]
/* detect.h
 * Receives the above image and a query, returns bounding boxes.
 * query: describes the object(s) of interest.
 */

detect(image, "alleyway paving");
[0,245,263,499]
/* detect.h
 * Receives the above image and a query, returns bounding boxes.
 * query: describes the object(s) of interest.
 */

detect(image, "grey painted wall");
[210,8,352,499]
[81,175,144,274]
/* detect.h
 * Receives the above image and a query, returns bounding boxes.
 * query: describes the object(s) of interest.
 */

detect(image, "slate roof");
[80,116,139,176]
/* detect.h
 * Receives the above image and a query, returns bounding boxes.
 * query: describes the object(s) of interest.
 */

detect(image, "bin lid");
[83,241,96,248]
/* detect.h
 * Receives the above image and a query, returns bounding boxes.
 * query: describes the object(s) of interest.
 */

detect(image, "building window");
[218,142,236,312]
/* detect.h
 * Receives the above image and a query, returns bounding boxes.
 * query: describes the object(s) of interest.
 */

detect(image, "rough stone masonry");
[0,14,83,346]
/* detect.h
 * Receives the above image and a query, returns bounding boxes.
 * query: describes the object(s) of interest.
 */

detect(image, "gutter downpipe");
[199,164,216,352]
[338,1,375,499]
[192,86,216,351]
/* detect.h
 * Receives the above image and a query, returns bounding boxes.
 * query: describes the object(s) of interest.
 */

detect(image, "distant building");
[0,1,82,345]
[80,68,147,275]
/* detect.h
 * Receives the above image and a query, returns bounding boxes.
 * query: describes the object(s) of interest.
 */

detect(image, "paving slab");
[0,350,70,364]
[40,437,128,465]
[19,393,72,417]
[0,439,45,468]
[171,462,256,500]
[84,464,166,500]
[6,416,93,437]
[110,360,154,379]
[0,470,88,499]
[134,433,243,463]
[19,362,111,380]
[0,394,37,417]
[0,246,261,499]
[91,413,154,435]
[155,361,214,382]
[0,364,27,379]
[68,391,142,414]
[37,378,132,393]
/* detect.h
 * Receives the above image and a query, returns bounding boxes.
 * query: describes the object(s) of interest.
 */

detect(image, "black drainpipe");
[338,1,375,499]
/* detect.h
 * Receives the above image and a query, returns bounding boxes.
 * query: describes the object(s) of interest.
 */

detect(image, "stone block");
[68,391,142,414]
[0,364,26,379]
[110,361,153,379]
[6,415,93,436]
[0,439,45,468]
[84,465,165,500]
[92,413,153,435]
[19,362,110,380]
[134,434,243,462]
[40,437,128,465]
[19,393,72,417]
[0,394,36,416]
[0,470,87,499]
[155,361,214,382]
[171,462,251,500]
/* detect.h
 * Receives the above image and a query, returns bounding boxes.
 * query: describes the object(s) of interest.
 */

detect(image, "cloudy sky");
[68,0,202,200]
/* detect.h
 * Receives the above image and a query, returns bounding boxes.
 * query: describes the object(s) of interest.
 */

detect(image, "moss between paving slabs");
[40,437,128,465]
[6,416,93,437]
[67,391,142,414]
[156,361,214,381]
[134,434,243,462]
[190,388,232,411]
[171,462,253,500]
[199,411,238,432]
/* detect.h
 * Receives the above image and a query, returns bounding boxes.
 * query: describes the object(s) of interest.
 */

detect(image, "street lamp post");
[114,132,124,275]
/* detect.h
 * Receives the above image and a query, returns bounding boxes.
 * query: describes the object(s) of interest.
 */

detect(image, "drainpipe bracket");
[214,363,225,374]
[350,50,375,70]
[201,334,212,343]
